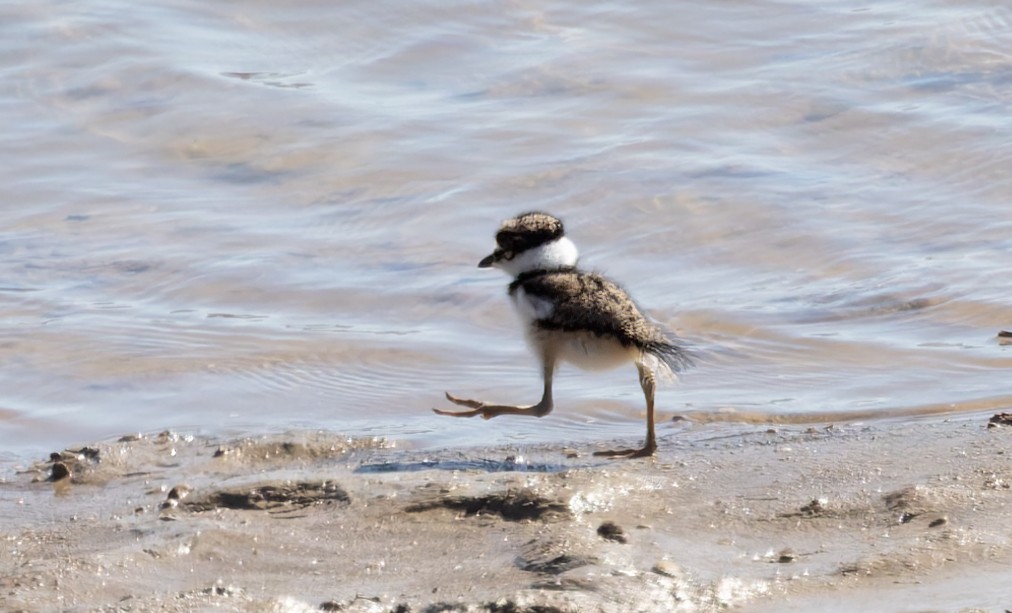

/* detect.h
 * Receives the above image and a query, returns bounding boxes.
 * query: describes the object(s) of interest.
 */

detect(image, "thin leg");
[434,352,556,420]
[595,362,657,459]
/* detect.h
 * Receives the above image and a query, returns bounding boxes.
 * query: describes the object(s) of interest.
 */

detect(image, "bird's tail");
[642,336,694,381]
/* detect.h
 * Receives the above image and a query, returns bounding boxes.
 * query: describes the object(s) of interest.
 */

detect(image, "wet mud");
[180,481,351,514]
[2,414,1010,612]
[988,412,1012,428]
[404,489,569,522]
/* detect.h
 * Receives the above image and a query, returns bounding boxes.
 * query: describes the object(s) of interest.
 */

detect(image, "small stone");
[777,548,796,563]
[49,462,71,482]
[166,485,192,501]
[799,498,827,516]
[928,517,948,528]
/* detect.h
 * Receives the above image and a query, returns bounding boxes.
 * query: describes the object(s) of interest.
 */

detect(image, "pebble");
[49,462,71,482]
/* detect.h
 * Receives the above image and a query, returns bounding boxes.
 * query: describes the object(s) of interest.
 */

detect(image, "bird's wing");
[518,271,660,347]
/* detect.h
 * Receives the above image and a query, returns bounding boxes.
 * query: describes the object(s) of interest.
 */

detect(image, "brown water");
[2,0,1011,460]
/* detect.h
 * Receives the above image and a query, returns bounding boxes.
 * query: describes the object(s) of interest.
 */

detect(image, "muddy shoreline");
[2,415,1010,612]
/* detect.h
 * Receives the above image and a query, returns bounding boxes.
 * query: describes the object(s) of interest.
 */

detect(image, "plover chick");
[434,211,691,458]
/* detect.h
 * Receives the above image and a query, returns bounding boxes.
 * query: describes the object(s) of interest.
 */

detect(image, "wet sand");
[2,414,1010,612]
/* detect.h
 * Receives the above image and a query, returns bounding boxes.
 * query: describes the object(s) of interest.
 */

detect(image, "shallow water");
[2,0,1011,459]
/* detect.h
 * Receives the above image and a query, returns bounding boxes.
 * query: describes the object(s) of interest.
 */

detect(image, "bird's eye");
[496,231,518,250]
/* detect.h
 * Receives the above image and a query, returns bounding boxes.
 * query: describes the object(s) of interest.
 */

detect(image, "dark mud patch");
[416,603,569,613]
[987,412,1012,428]
[405,489,569,521]
[518,553,593,575]
[475,602,568,613]
[779,497,831,518]
[182,480,350,514]
[319,599,569,613]
[596,521,627,543]
[776,496,863,522]
[517,537,597,576]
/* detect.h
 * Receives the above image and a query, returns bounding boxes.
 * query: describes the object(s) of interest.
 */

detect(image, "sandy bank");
[2,414,1010,612]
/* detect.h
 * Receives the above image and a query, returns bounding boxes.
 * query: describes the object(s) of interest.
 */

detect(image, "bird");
[434,211,691,458]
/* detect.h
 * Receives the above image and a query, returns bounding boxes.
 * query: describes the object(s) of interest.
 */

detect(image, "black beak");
[478,253,495,268]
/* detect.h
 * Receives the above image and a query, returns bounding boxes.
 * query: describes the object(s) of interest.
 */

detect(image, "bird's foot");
[443,391,488,409]
[434,392,552,420]
[593,444,656,459]
[432,392,490,418]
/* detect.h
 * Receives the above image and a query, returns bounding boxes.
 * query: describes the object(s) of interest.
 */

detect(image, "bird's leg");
[595,362,658,459]
[435,353,556,420]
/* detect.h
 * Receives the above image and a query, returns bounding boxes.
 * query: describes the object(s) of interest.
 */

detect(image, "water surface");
[2,0,1011,460]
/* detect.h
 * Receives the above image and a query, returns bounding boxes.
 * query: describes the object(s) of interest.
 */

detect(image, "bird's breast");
[510,286,556,327]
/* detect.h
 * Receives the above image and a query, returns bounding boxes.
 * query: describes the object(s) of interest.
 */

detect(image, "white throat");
[495,236,579,277]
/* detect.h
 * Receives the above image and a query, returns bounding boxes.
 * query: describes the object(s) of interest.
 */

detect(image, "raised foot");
[432,392,488,418]
[593,445,656,459]
[433,392,552,420]
[443,391,486,409]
